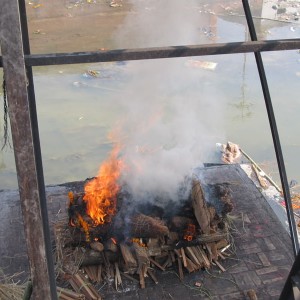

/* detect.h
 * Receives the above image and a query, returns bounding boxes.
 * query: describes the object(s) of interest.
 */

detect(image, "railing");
[0,0,299,298]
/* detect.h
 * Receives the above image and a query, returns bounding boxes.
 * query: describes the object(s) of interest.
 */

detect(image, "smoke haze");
[110,0,225,203]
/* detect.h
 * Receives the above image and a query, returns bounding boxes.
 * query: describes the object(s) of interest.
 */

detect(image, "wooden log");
[181,248,187,268]
[120,243,138,274]
[190,246,204,266]
[191,180,211,234]
[90,241,104,252]
[81,249,118,266]
[84,266,97,282]
[133,243,150,267]
[72,273,101,300]
[139,264,146,289]
[208,242,218,261]
[171,231,228,249]
[186,247,201,267]
[185,257,198,273]
[197,246,210,268]
[57,286,84,299]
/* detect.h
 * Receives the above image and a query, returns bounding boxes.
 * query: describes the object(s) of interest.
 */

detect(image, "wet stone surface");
[0,164,294,299]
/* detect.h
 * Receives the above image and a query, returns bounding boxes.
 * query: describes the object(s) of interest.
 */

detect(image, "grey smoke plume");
[111,0,225,203]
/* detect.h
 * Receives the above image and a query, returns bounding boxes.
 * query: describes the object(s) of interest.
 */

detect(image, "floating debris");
[185,59,217,71]
[84,70,100,78]
[110,1,122,8]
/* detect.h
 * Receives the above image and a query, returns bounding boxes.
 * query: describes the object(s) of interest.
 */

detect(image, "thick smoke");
[111,0,225,203]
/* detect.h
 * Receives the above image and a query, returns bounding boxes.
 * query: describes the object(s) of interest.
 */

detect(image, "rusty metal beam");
[0,0,57,299]
[1,38,300,68]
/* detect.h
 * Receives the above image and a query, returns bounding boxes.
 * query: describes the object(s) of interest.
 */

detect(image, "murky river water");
[0,0,300,190]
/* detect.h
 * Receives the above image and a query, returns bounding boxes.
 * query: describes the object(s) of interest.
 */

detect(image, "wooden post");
[0,1,57,299]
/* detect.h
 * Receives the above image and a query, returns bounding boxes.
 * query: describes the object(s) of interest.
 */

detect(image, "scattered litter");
[185,59,217,71]
[78,116,84,120]
[33,4,42,8]
[290,27,296,32]
[290,179,298,188]
[58,70,64,74]
[84,70,100,78]
[195,282,202,287]
[219,141,241,164]
[277,7,287,14]
[73,81,88,88]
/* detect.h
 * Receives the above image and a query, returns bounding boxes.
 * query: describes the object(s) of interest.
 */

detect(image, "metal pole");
[242,0,299,256]
[18,0,58,298]
[0,0,57,299]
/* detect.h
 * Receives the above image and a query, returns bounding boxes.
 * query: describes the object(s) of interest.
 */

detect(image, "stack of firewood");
[55,179,233,294]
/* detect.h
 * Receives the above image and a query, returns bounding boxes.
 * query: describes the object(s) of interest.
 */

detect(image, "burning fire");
[83,145,123,225]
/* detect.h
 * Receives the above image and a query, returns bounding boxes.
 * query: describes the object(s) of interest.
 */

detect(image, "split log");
[174,231,228,248]
[133,243,150,267]
[191,180,211,234]
[197,246,210,268]
[120,243,138,274]
[185,256,198,273]
[185,247,201,267]
[69,273,102,300]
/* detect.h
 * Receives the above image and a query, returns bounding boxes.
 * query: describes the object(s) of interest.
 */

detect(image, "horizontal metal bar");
[1,39,300,68]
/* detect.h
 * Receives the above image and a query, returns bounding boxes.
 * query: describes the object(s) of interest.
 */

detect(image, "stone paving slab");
[0,164,294,299]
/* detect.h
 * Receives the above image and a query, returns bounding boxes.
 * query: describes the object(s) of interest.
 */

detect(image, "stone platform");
[0,164,294,299]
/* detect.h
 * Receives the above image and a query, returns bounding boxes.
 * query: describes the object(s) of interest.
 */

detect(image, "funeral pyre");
[54,150,234,299]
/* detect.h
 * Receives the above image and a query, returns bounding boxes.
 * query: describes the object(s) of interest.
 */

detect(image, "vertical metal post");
[242,0,299,256]
[18,1,59,298]
[0,0,57,299]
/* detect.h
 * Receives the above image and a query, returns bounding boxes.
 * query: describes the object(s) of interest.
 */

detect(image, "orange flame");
[83,145,123,225]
